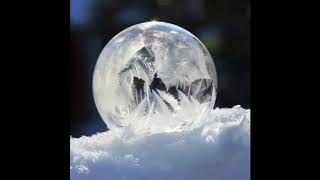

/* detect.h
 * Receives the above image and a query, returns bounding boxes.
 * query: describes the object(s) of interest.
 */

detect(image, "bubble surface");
[93,21,217,130]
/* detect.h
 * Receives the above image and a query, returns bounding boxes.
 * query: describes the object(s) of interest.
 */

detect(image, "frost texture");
[93,21,217,130]
[85,22,249,180]
[70,106,250,180]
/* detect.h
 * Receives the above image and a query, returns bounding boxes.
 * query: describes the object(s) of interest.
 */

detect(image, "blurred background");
[70,0,250,137]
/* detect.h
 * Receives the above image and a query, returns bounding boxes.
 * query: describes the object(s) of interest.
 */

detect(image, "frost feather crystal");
[93,21,218,132]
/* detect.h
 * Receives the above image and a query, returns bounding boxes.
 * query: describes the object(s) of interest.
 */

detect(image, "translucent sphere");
[93,21,217,130]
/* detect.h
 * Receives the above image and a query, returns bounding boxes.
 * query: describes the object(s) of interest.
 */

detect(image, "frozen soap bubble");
[93,21,217,132]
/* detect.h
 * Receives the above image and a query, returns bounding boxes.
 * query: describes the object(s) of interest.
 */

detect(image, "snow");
[70,105,250,180]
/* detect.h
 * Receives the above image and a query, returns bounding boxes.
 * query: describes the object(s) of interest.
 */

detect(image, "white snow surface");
[70,105,250,180]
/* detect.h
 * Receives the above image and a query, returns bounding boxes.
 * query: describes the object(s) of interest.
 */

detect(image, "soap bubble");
[93,21,217,131]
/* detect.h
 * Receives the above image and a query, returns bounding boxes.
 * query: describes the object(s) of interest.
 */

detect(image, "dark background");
[70,0,250,137]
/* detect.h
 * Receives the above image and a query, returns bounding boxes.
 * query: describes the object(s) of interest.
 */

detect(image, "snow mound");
[70,105,250,180]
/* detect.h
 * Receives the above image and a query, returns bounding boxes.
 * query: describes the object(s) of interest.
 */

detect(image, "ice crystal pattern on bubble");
[93,21,217,131]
